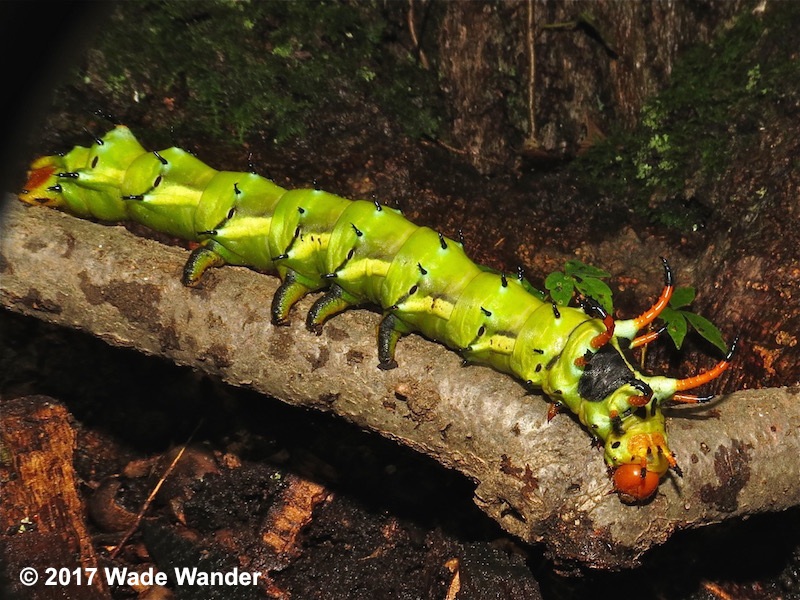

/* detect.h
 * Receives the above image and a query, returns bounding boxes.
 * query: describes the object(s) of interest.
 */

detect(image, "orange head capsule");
[612,464,661,501]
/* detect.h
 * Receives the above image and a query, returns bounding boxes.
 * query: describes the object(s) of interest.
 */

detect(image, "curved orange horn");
[673,336,738,392]
[631,257,674,331]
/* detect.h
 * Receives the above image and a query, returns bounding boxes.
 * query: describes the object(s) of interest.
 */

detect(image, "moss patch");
[74,1,441,145]
[574,1,800,232]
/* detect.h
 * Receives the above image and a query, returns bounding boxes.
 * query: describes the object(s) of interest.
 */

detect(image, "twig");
[108,420,203,559]
[407,0,429,69]
[526,0,538,148]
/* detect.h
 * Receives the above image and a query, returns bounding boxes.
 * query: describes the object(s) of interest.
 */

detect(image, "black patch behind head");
[578,346,636,402]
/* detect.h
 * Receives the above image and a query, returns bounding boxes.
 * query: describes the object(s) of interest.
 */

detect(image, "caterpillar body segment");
[20,125,734,501]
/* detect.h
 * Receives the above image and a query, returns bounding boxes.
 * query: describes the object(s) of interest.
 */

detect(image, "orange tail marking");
[24,164,57,194]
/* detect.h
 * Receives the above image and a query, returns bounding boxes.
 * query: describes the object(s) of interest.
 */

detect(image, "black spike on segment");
[692,394,715,404]
[312,179,321,191]
[152,150,168,166]
[726,335,740,361]
[57,172,79,179]
[628,378,653,400]
[438,232,447,250]
[374,200,382,211]
[551,303,561,319]
[121,194,144,201]
[83,127,103,146]
[233,182,241,195]
[417,263,427,276]
[47,184,62,193]
[501,273,508,287]
[93,109,120,125]
[582,295,608,320]
[658,256,674,287]
[351,224,363,237]
[610,413,623,435]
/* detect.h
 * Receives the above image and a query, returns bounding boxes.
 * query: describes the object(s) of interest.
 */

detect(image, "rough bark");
[436,0,746,172]
[2,197,799,570]
[0,395,111,600]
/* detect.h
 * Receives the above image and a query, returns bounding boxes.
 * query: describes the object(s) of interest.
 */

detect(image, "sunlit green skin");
[47,127,146,221]
[603,405,674,492]
[20,125,682,485]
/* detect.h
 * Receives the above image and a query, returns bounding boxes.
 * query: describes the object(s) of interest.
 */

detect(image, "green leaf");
[575,278,614,313]
[684,312,728,353]
[661,306,688,349]
[669,286,696,309]
[563,260,611,279]
[545,272,574,306]
[520,279,547,301]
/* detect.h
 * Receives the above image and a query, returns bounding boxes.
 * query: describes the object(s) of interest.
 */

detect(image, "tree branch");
[2,197,799,569]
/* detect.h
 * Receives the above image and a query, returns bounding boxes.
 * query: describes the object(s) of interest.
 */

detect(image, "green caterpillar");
[20,125,734,501]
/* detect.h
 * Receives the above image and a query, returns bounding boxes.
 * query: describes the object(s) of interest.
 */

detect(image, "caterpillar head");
[576,339,734,501]
[570,346,669,501]
[604,411,675,501]
[576,259,735,501]
[612,462,664,501]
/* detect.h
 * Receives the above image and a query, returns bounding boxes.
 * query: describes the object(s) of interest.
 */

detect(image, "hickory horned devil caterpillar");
[19,124,736,501]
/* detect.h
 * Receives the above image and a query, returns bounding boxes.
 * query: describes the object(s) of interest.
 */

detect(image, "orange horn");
[631,257,674,331]
[673,336,738,392]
